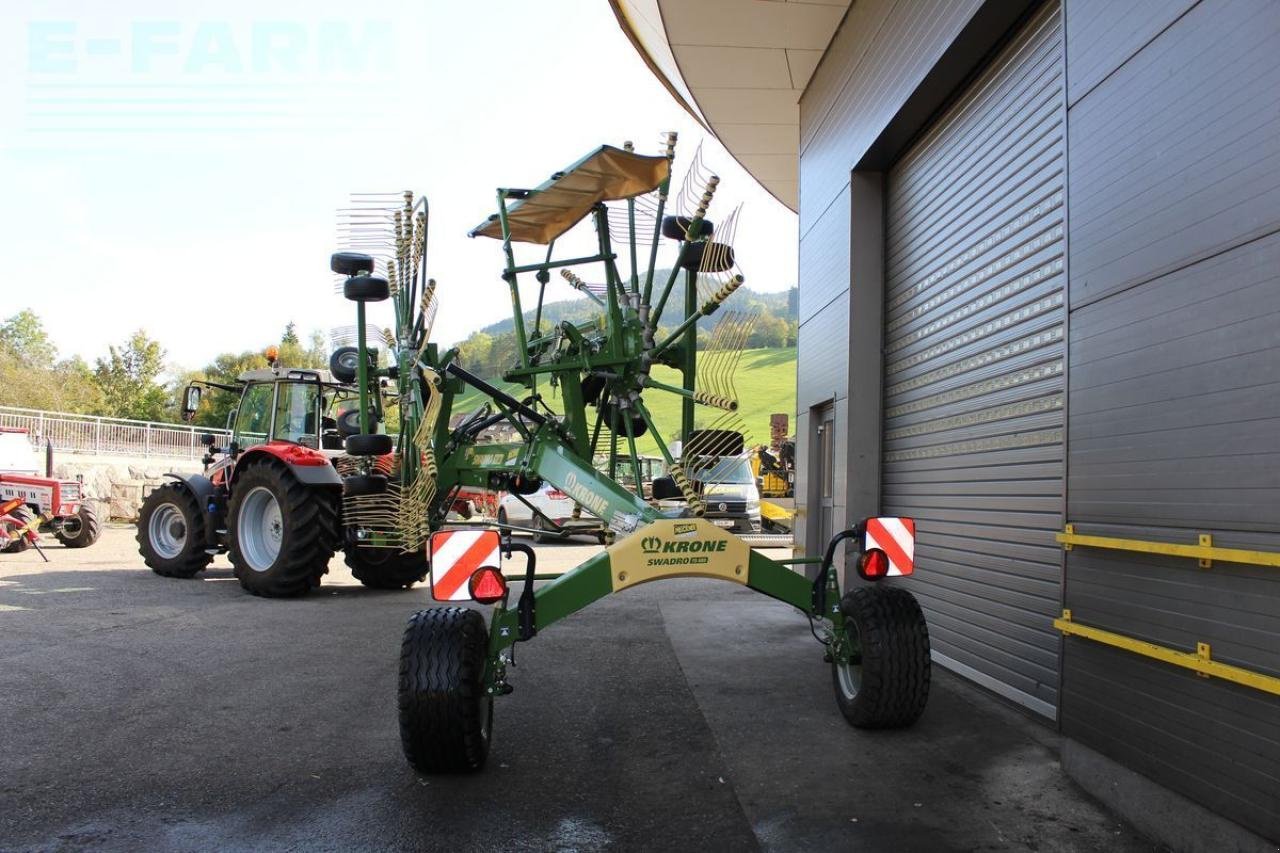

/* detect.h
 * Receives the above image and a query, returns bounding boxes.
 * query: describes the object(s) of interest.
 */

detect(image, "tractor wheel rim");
[239,486,283,572]
[835,623,862,700]
[61,516,83,537]
[149,504,186,559]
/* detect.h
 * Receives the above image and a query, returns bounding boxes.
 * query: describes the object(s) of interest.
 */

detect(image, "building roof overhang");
[610,0,851,212]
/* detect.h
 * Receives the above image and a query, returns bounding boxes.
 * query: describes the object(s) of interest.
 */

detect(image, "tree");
[0,309,56,364]
[93,330,169,421]
[306,330,329,368]
[278,327,328,371]
[188,350,269,428]
[0,310,103,413]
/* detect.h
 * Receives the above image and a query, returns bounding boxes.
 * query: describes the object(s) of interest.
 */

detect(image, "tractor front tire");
[56,503,101,549]
[399,607,493,773]
[832,586,930,729]
[137,484,212,578]
[345,546,427,590]
[227,461,339,597]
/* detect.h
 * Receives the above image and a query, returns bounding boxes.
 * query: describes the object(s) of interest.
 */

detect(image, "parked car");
[497,482,605,543]
[655,453,762,534]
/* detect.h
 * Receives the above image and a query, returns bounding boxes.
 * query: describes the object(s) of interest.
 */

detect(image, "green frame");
[343,144,856,695]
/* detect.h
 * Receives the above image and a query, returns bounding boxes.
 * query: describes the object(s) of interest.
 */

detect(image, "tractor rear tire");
[832,585,930,729]
[56,503,101,548]
[227,461,339,597]
[399,607,493,773]
[2,507,36,553]
[137,484,212,578]
[345,546,427,590]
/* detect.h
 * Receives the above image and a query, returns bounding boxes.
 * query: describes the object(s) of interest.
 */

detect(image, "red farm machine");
[0,427,101,556]
[136,355,453,596]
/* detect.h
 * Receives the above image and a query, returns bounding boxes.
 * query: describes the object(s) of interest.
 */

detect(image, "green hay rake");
[329,134,932,773]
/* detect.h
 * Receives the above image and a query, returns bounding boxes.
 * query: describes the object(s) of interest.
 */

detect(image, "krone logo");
[641,536,661,553]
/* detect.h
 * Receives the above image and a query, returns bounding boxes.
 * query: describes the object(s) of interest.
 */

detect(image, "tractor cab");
[181,362,361,455]
[230,369,350,453]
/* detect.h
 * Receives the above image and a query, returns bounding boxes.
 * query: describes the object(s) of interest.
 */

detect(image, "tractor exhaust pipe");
[45,440,54,478]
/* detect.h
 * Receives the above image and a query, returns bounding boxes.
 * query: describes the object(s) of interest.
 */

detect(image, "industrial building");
[615,0,1280,846]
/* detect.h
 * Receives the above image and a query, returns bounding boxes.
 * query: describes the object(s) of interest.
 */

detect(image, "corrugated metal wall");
[881,2,1065,716]
[1060,0,1280,839]
[794,0,986,557]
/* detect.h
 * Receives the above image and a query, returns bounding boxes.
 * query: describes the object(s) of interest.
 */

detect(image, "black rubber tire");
[533,515,567,545]
[496,508,511,538]
[331,251,374,276]
[345,433,393,457]
[343,275,390,302]
[56,503,101,548]
[345,546,427,590]
[343,473,387,497]
[581,374,606,407]
[601,399,647,438]
[2,506,36,553]
[136,483,213,578]
[329,346,360,383]
[227,461,339,597]
[661,215,714,241]
[678,240,736,273]
[832,586,931,729]
[398,607,493,773]
[336,407,380,438]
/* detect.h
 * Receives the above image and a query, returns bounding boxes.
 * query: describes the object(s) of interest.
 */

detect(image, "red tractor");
[0,427,101,554]
[136,360,428,596]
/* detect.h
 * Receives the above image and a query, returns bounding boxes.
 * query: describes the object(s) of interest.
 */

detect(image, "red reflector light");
[547,490,567,499]
[468,567,508,604]
[857,548,889,581]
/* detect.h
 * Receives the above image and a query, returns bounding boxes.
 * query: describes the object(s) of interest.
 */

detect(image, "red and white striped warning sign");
[864,517,915,576]
[430,529,501,601]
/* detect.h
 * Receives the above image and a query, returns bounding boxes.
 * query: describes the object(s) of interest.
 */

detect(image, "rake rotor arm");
[445,362,547,427]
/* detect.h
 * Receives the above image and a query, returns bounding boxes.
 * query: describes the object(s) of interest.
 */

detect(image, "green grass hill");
[451,346,796,455]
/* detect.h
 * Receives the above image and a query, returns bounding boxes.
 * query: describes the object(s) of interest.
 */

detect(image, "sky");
[0,0,799,376]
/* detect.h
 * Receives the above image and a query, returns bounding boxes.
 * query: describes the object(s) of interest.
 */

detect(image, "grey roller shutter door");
[882,1,1065,716]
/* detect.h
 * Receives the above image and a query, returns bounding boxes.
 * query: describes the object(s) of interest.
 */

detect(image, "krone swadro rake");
[329,135,931,773]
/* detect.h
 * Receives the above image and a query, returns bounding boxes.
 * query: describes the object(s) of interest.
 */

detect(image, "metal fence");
[0,406,231,460]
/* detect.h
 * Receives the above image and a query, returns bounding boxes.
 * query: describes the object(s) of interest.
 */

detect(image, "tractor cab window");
[234,383,274,448]
[273,382,320,446]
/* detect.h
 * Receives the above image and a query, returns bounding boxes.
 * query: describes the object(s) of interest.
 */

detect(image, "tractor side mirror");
[181,385,202,421]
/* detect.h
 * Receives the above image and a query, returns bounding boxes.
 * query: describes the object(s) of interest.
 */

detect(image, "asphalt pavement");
[0,527,1159,852]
